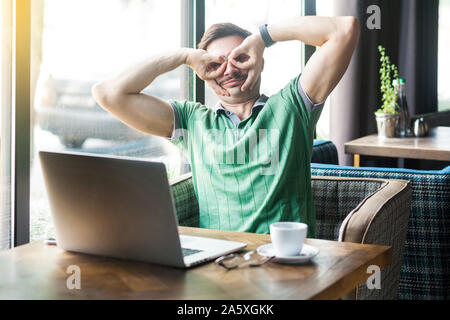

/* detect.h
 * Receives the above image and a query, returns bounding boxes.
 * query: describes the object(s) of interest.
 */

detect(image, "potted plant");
[375,45,399,138]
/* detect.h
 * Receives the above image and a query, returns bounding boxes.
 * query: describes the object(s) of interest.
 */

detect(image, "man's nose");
[224,60,240,77]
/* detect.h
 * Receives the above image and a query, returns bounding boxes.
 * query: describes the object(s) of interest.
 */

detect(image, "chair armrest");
[340,179,411,244]
[345,178,411,300]
[311,175,411,300]
[169,172,199,227]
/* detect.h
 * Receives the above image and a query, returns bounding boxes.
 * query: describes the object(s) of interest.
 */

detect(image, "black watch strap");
[259,24,276,48]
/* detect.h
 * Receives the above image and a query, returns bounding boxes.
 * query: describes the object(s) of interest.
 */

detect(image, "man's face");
[206,35,260,99]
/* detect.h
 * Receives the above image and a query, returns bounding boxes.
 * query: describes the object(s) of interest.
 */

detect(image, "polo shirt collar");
[213,94,269,115]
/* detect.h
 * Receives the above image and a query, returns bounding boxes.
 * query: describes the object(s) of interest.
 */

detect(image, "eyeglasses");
[214,250,274,270]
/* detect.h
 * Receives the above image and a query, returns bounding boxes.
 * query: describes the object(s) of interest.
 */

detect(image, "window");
[438,0,450,111]
[9,0,312,245]
[1,0,13,250]
[30,0,187,241]
[204,0,304,107]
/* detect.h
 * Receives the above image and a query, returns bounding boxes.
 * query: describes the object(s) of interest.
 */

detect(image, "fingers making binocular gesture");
[187,35,265,97]
[227,34,265,92]
[186,49,230,97]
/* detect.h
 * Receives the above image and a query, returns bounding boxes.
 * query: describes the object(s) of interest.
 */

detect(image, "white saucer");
[256,243,319,264]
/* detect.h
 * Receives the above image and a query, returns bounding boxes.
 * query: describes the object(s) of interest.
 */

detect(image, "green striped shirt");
[169,75,323,237]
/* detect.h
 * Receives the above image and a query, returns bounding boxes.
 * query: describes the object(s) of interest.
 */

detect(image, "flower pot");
[374,112,399,138]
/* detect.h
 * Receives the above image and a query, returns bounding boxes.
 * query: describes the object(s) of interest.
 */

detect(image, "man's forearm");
[100,48,192,95]
[91,48,196,138]
[267,16,354,47]
[91,46,227,138]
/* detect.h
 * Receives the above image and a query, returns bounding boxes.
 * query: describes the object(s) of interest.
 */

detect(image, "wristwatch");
[259,24,276,47]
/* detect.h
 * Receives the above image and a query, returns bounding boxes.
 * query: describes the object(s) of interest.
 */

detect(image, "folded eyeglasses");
[214,250,275,270]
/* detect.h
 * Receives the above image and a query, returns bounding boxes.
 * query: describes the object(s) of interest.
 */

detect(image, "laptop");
[39,150,246,268]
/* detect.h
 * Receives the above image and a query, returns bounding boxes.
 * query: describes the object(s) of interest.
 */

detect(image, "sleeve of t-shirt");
[166,99,200,153]
[297,75,326,114]
[279,74,326,130]
[168,101,182,141]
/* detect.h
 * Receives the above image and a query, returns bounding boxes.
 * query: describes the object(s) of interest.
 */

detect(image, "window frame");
[1,0,14,250]
[304,0,316,66]
[13,0,310,246]
[14,0,31,246]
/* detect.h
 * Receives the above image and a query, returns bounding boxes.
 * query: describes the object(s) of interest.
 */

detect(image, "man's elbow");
[91,82,119,112]
[91,82,106,105]
[339,16,360,42]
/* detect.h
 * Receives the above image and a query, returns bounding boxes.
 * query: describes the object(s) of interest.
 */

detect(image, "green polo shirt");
[168,74,323,237]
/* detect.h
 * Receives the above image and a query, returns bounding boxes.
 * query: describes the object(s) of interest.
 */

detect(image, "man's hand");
[227,34,266,92]
[186,49,230,96]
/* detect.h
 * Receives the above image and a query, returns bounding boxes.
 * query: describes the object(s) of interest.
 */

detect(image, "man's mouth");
[221,76,246,87]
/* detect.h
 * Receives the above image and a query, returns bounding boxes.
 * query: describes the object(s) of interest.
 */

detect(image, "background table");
[345,126,450,167]
[0,227,392,300]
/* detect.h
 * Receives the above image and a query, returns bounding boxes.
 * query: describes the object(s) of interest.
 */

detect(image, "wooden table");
[345,126,450,167]
[0,227,392,300]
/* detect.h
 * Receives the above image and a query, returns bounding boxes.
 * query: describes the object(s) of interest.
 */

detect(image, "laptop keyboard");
[182,248,202,257]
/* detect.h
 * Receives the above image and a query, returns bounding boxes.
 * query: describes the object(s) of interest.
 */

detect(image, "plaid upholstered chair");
[170,173,412,300]
[311,163,450,300]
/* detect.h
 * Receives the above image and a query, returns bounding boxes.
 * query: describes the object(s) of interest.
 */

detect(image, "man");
[92,16,360,237]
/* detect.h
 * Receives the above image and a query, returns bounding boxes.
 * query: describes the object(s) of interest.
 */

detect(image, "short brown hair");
[197,23,252,50]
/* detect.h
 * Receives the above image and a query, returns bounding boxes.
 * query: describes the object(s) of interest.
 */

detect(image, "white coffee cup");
[270,222,308,256]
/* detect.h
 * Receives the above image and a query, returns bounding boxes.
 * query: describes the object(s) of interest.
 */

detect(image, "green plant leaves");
[378,45,399,114]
